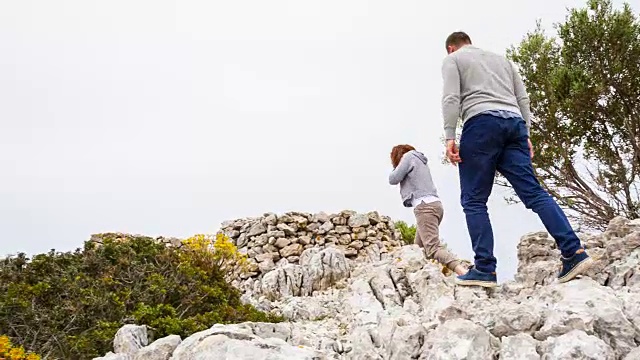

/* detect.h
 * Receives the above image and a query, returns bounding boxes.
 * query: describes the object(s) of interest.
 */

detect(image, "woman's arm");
[388,155,413,185]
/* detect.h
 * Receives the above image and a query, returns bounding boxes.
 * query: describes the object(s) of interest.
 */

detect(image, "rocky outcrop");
[94,216,640,360]
[516,216,640,289]
[247,247,351,301]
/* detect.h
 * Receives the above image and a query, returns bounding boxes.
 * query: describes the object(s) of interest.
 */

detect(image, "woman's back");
[389,149,439,207]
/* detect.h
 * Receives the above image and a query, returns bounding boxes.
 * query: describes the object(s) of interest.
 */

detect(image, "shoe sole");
[558,257,594,283]
[455,278,497,288]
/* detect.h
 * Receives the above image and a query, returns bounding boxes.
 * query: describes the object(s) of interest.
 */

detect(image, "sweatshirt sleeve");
[442,55,461,140]
[388,155,413,185]
[511,62,532,134]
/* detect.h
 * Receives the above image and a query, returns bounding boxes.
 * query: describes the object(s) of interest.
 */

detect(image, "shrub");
[182,233,249,282]
[0,335,41,360]
[0,233,281,360]
[394,221,416,245]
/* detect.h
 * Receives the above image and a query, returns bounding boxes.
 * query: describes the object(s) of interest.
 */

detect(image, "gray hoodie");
[388,150,439,207]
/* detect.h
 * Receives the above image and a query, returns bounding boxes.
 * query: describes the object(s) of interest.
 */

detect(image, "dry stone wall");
[218,210,404,278]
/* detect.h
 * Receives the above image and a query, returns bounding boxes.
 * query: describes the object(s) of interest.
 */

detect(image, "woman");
[388,144,468,276]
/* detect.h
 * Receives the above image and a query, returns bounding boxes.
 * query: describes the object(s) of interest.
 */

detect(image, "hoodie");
[388,150,439,207]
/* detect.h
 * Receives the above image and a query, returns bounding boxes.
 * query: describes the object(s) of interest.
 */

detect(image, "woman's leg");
[413,201,466,275]
[414,220,424,248]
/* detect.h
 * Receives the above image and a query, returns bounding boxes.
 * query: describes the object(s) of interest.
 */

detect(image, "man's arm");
[442,55,461,140]
[388,155,413,185]
[512,62,532,134]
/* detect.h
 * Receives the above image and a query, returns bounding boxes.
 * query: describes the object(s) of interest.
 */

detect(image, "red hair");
[390,144,415,168]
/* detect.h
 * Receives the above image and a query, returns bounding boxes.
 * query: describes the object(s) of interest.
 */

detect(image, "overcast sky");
[0,0,627,281]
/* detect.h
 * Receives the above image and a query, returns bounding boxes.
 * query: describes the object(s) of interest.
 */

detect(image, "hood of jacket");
[408,150,428,165]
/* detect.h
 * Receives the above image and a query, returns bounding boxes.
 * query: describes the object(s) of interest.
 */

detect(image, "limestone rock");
[624,347,640,360]
[281,297,329,321]
[299,235,312,245]
[335,226,350,234]
[281,243,304,258]
[348,214,371,228]
[312,212,331,224]
[490,303,541,338]
[113,324,148,354]
[367,211,382,225]
[385,323,426,360]
[420,319,499,360]
[237,233,249,248]
[264,213,278,226]
[499,334,539,360]
[93,353,131,360]
[170,324,326,360]
[275,238,291,249]
[132,335,181,360]
[258,258,276,273]
[515,231,559,287]
[275,223,296,236]
[261,264,305,299]
[302,247,350,294]
[247,223,267,237]
[534,279,637,358]
[539,330,615,360]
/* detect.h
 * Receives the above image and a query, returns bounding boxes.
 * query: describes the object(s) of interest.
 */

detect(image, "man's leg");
[457,115,503,274]
[497,118,592,282]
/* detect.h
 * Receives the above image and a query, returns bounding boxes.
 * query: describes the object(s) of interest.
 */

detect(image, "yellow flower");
[0,335,11,353]
[0,335,42,360]
[8,346,25,359]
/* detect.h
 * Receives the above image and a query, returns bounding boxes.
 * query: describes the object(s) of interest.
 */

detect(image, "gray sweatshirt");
[441,45,533,140]
[388,150,438,207]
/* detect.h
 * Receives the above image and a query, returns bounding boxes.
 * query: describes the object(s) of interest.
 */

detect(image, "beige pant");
[413,201,462,271]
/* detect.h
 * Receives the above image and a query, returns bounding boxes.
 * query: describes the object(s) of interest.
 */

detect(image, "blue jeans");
[458,113,582,273]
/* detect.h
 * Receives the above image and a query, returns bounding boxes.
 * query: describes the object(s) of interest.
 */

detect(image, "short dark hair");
[445,31,472,50]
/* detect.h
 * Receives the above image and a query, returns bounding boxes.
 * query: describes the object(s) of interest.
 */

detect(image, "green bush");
[0,234,281,360]
[394,221,417,245]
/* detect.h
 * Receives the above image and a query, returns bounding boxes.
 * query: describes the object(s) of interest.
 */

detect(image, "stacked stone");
[218,210,403,277]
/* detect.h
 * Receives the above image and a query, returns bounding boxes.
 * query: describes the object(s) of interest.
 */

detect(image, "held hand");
[528,138,534,159]
[446,139,462,165]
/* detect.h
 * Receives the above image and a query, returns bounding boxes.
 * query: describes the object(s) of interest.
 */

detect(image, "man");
[441,31,593,287]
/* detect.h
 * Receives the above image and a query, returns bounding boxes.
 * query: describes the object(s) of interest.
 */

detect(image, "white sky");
[0,0,627,281]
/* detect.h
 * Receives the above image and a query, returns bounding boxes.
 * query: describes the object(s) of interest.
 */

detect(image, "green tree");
[0,234,281,360]
[393,221,453,250]
[444,0,640,230]
[394,221,417,245]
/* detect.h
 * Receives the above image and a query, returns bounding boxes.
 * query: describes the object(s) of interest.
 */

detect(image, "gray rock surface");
[133,335,181,360]
[94,215,640,360]
[539,330,615,360]
[113,325,148,354]
[170,324,326,360]
[499,333,539,360]
[421,318,499,360]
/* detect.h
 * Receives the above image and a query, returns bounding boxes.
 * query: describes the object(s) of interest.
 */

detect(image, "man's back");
[441,45,532,139]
